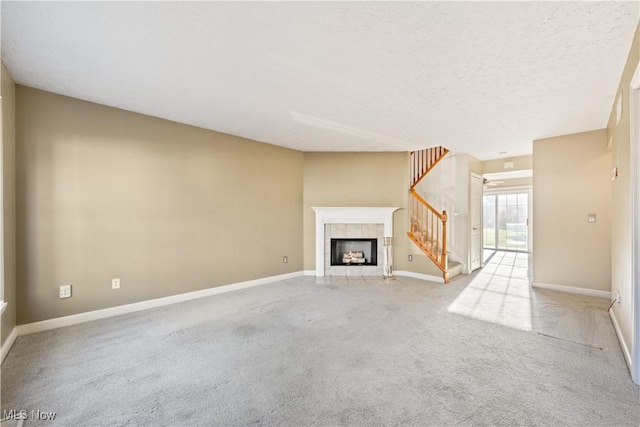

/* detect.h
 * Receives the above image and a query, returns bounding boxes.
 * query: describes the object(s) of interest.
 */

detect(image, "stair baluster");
[407,147,451,283]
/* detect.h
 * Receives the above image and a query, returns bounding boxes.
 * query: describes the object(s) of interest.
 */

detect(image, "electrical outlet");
[283,256,288,263]
[615,290,621,305]
[59,285,72,299]
[112,278,121,290]
[408,255,413,262]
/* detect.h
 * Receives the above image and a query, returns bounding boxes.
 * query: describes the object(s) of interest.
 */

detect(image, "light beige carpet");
[2,273,638,426]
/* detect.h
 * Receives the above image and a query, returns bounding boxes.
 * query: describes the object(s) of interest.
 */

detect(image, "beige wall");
[482,155,533,189]
[533,130,611,292]
[607,23,639,356]
[16,87,303,324]
[302,152,442,277]
[416,153,482,273]
[482,155,532,175]
[469,155,483,176]
[1,63,17,347]
[14,88,451,325]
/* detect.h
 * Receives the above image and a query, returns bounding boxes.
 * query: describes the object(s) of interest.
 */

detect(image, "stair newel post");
[441,210,449,282]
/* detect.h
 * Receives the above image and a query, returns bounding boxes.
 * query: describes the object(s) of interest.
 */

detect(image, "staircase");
[407,147,453,283]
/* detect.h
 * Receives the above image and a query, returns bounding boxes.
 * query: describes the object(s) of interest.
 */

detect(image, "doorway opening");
[483,188,532,253]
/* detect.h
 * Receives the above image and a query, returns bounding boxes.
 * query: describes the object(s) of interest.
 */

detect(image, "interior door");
[470,173,483,271]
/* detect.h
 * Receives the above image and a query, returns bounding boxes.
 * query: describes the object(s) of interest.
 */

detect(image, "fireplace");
[331,238,378,266]
[312,207,399,277]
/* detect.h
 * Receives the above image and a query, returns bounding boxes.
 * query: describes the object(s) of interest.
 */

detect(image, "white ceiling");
[2,2,638,160]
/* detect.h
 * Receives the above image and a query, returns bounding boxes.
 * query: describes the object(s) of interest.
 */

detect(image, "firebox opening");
[330,238,378,266]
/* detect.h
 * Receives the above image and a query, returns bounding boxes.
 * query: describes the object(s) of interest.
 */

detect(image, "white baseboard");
[16,271,305,336]
[271,268,446,283]
[532,282,611,299]
[395,270,445,284]
[1,326,17,364]
[609,309,633,372]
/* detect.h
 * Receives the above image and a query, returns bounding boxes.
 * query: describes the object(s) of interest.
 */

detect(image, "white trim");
[532,282,611,299]
[303,270,317,276]
[483,187,534,253]
[395,270,445,284]
[631,61,640,89]
[0,300,6,315]
[470,172,483,272]
[483,184,533,194]
[610,309,633,373]
[311,207,400,277]
[16,271,304,336]
[0,93,5,304]
[1,326,17,363]
[630,60,640,384]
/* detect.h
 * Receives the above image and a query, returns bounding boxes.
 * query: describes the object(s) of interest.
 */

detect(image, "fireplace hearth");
[331,238,378,266]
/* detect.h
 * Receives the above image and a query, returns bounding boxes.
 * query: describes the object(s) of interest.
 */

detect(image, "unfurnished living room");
[1,1,639,426]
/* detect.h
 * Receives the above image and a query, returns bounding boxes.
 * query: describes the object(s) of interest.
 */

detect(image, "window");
[483,188,532,253]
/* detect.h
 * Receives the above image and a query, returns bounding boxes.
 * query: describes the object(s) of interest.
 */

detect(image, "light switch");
[587,214,596,223]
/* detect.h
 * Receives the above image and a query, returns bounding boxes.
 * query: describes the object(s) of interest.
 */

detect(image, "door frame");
[470,173,483,271]
[483,185,533,253]
[630,60,639,384]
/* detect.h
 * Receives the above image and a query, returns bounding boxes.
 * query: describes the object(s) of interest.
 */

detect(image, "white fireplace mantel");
[312,207,400,277]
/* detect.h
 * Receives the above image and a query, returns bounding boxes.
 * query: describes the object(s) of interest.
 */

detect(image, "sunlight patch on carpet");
[447,271,532,331]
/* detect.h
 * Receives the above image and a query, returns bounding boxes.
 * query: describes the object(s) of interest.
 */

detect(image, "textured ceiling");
[2,2,638,160]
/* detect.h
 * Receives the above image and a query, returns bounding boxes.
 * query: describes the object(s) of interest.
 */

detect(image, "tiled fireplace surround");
[312,207,399,277]
[325,223,385,276]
